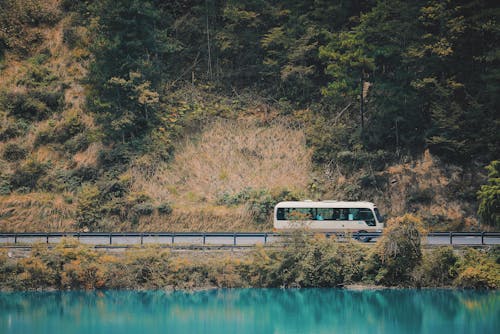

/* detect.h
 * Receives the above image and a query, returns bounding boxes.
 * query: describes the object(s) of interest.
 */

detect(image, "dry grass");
[132,118,312,204]
[0,192,76,232]
[73,142,102,168]
[321,149,478,230]
[128,118,313,230]
[108,206,258,232]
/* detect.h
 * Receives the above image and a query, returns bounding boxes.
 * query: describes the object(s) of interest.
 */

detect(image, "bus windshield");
[374,208,384,222]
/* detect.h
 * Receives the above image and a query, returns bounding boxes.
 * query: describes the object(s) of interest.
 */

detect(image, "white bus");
[273,200,384,241]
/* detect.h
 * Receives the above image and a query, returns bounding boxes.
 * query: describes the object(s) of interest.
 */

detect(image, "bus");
[273,200,384,241]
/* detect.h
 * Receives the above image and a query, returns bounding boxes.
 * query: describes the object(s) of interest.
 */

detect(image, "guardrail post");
[46,233,49,244]
[14,233,17,244]
[449,232,453,245]
[77,232,80,241]
[172,233,175,245]
[233,233,237,246]
[203,233,206,245]
[109,233,112,245]
[140,233,144,245]
[481,232,485,245]
[264,233,268,244]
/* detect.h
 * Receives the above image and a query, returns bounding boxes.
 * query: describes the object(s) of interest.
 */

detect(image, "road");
[0,232,499,247]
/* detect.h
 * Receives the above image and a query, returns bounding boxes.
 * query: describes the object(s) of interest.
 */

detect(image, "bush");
[76,184,102,230]
[217,187,301,225]
[454,248,499,289]
[366,214,426,286]
[15,257,55,289]
[34,114,86,147]
[0,175,11,195]
[2,142,28,161]
[477,160,500,228]
[407,187,434,206]
[63,132,91,153]
[0,0,62,55]
[247,233,366,288]
[0,118,29,140]
[9,158,47,190]
[157,202,173,215]
[414,246,458,287]
[131,203,154,216]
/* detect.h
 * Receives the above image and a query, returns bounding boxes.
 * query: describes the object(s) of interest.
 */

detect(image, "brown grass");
[0,192,76,232]
[132,118,312,203]
[73,142,102,168]
[129,118,313,230]
[321,149,479,230]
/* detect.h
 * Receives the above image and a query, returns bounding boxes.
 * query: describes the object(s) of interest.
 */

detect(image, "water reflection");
[1,289,499,334]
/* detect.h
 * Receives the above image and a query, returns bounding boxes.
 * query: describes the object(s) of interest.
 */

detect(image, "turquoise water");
[1,289,499,334]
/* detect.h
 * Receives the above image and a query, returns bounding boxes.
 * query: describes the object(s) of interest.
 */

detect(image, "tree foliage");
[477,160,500,228]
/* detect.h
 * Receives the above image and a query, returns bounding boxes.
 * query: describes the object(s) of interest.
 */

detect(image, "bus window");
[277,208,285,220]
[316,208,332,220]
[286,208,311,220]
[353,208,376,226]
[374,208,384,222]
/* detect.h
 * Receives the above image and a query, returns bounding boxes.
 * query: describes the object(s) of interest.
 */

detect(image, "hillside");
[0,0,498,232]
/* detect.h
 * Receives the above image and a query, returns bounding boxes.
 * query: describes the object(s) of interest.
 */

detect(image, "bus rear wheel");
[356,230,371,243]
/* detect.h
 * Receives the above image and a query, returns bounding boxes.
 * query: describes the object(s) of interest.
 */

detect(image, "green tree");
[86,0,174,142]
[407,0,499,162]
[477,160,500,228]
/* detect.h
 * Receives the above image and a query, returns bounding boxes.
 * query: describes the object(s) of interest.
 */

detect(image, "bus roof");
[275,201,377,209]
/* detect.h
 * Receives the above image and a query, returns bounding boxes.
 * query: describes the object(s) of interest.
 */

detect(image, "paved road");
[0,232,499,247]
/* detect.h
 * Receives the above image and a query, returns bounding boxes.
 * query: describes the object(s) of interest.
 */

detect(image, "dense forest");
[0,0,498,232]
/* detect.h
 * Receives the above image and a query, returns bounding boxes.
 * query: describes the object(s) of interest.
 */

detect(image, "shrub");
[477,160,500,228]
[0,0,61,55]
[454,248,499,289]
[0,175,11,195]
[407,187,434,206]
[247,233,366,288]
[127,248,170,289]
[217,188,301,225]
[15,257,55,289]
[2,142,28,161]
[367,214,426,286]
[34,114,86,147]
[131,203,154,216]
[414,246,458,287]
[9,158,47,190]
[63,132,91,153]
[76,184,102,230]
[0,118,29,140]
[157,202,173,215]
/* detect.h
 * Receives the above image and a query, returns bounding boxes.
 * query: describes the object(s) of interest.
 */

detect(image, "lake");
[1,289,499,333]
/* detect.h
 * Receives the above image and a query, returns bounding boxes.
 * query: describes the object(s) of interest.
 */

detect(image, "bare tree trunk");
[360,73,364,132]
[205,0,213,80]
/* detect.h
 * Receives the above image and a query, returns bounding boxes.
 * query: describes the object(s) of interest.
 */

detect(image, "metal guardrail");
[0,231,499,246]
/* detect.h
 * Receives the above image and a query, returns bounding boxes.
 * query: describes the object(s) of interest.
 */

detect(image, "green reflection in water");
[1,289,499,334]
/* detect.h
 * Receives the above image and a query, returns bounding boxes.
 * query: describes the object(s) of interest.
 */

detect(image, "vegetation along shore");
[1,215,499,291]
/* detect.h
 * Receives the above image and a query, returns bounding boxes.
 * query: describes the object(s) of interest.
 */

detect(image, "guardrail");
[0,231,499,246]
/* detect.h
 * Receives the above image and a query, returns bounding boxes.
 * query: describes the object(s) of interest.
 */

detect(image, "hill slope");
[0,0,497,232]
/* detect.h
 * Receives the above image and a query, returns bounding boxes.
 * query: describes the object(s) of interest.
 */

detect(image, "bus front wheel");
[356,230,371,243]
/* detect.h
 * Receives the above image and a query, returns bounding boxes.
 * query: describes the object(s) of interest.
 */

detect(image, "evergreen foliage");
[477,160,500,228]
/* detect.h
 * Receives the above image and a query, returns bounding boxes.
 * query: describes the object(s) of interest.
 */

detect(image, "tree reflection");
[0,289,498,334]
